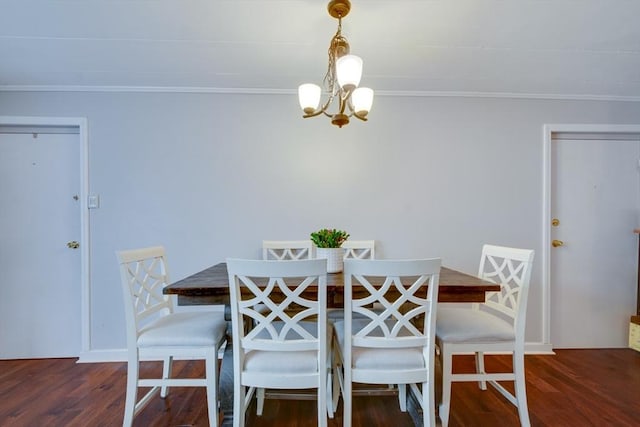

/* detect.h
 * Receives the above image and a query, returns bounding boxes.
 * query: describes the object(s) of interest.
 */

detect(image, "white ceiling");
[1,0,639,100]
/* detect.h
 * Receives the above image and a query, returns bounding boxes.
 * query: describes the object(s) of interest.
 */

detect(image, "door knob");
[67,241,80,249]
[552,239,564,248]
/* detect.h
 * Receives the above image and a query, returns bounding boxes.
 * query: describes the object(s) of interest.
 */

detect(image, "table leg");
[219,332,234,426]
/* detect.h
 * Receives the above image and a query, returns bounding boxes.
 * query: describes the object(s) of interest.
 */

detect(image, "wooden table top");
[163,262,500,304]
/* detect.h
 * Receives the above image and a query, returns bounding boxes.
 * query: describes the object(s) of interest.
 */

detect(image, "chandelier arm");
[337,96,346,115]
[344,90,355,115]
[302,110,323,119]
[353,112,368,122]
[343,96,366,121]
[338,87,353,115]
[302,109,335,119]
[319,89,338,114]
[302,88,339,118]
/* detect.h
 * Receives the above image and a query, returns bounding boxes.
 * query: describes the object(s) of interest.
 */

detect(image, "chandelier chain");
[324,17,345,96]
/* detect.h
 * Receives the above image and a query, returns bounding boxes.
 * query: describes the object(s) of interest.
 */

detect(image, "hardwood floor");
[0,349,638,426]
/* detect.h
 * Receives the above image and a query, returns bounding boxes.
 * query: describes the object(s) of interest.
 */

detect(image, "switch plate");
[88,194,100,209]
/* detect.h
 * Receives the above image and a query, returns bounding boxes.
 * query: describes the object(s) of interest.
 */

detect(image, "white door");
[550,136,640,348]
[0,130,81,358]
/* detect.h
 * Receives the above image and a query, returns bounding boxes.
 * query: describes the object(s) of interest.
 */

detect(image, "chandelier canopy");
[298,0,374,128]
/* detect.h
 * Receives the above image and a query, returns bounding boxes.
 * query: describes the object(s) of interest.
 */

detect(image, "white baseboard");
[77,341,550,364]
[525,341,555,354]
[78,349,127,363]
[78,342,228,364]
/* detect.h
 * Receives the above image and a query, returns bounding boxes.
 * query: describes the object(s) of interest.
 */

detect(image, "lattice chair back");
[262,240,315,261]
[344,259,441,353]
[227,258,327,385]
[342,240,376,260]
[117,246,173,345]
[475,244,535,339]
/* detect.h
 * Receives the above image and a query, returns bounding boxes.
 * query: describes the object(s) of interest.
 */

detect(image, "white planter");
[316,247,345,273]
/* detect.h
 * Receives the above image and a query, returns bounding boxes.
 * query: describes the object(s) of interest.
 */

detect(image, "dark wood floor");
[0,349,639,426]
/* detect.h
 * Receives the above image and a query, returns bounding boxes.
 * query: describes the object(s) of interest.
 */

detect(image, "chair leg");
[474,351,487,390]
[439,345,453,427]
[123,357,138,427]
[205,350,219,427]
[422,380,436,427]
[331,367,340,414]
[398,383,407,412]
[318,369,328,427]
[327,336,340,418]
[326,366,336,418]
[329,333,342,416]
[334,359,344,412]
[233,383,245,427]
[256,388,265,416]
[513,350,531,427]
[343,367,352,427]
[160,356,173,397]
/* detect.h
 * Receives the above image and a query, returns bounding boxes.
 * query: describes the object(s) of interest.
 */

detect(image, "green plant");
[310,228,350,248]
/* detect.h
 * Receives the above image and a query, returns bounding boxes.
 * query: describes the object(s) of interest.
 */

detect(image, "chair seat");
[138,311,227,347]
[333,320,425,370]
[326,308,380,322]
[244,320,330,375]
[243,318,329,371]
[436,307,514,343]
[245,349,320,373]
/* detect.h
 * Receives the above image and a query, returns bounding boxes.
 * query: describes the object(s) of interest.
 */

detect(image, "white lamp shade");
[298,83,321,113]
[336,55,363,90]
[352,87,374,115]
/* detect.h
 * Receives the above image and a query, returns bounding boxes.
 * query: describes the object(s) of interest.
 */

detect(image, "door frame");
[542,124,640,351]
[0,116,90,358]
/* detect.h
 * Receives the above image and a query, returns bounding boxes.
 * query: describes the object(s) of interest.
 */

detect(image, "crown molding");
[1,84,639,102]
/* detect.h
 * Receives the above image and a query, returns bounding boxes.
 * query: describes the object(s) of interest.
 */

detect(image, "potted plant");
[310,228,350,273]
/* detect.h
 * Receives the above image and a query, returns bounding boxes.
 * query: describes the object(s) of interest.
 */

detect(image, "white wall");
[1,90,639,352]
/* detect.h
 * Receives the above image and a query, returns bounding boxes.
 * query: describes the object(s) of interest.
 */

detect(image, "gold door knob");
[67,241,80,249]
[552,239,564,248]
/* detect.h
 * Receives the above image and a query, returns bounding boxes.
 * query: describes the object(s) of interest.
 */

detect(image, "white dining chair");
[258,239,326,415]
[326,240,377,322]
[341,240,376,260]
[262,240,315,260]
[116,246,227,427]
[436,244,535,427]
[226,258,332,427]
[333,258,441,427]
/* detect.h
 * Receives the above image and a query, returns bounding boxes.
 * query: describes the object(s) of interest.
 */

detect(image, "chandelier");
[298,0,374,128]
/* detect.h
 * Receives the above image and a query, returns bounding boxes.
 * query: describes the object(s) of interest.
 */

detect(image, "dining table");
[163,262,500,306]
[162,261,500,426]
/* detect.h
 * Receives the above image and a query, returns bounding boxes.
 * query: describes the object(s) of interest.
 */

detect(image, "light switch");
[88,194,100,209]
